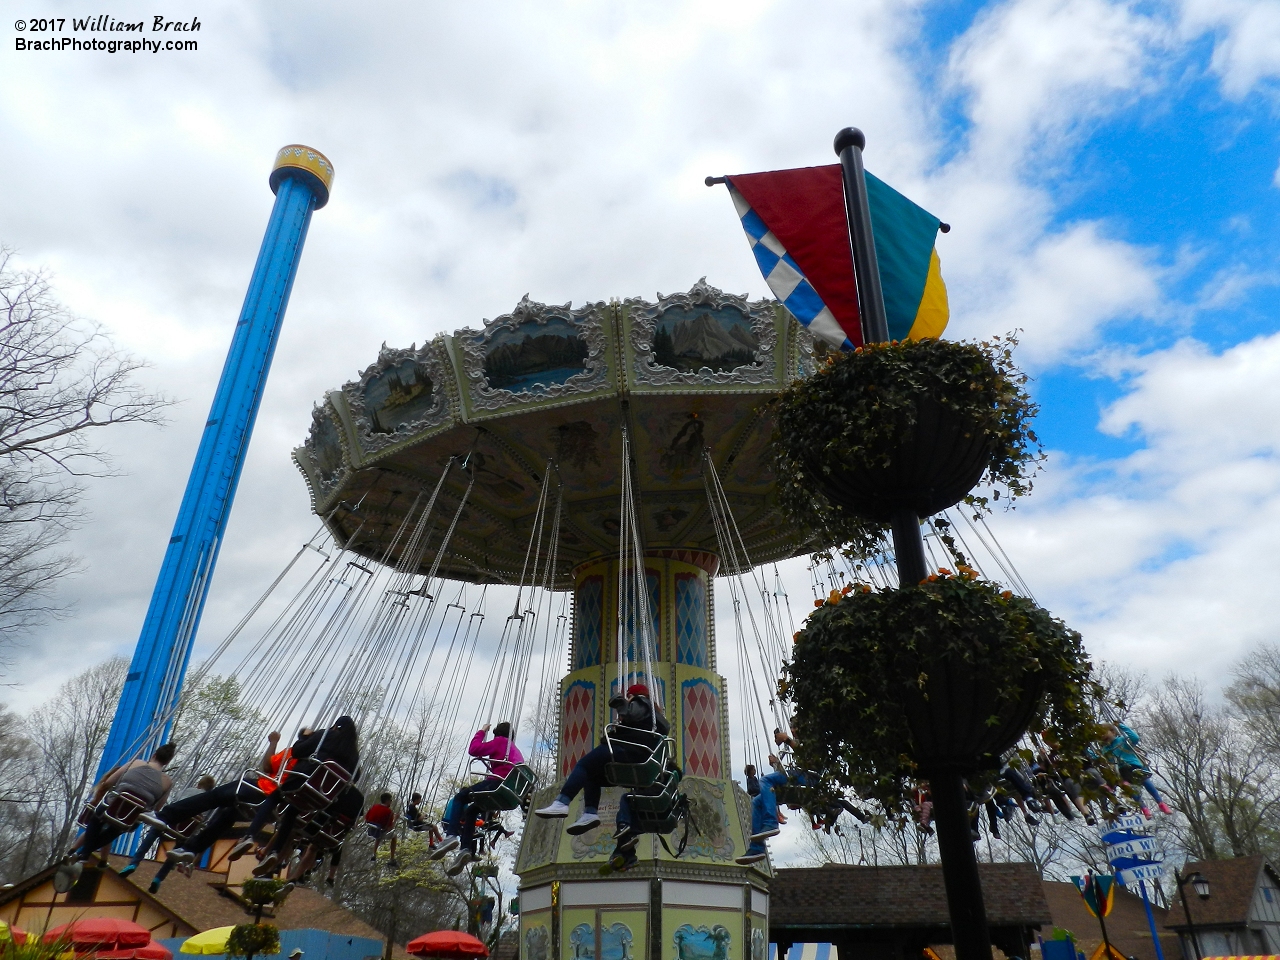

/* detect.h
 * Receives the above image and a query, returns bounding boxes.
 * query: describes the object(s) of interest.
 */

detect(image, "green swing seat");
[468,763,537,813]
[603,724,673,788]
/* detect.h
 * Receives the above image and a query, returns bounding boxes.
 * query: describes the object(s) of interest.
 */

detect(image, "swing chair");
[467,759,537,814]
[602,725,673,788]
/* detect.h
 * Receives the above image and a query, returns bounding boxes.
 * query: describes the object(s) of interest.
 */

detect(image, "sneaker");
[148,879,162,895]
[609,846,639,872]
[166,848,196,866]
[991,825,1001,840]
[566,812,601,836]
[1141,806,1152,819]
[253,852,280,877]
[749,827,780,843]
[1024,813,1039,826]
[325,875,335,887]
[227,837,255,862]
[388,858,399,869]
[118,863,138,878]
[430,836,460,861]
[735,852,767,865]
[535,800,571,819]
[179,863,194,878]
[446,850,477,877]
[1158,802,1173,815]
[55,861,83,888]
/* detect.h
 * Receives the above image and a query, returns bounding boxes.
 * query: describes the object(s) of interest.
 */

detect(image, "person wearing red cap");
[534,683,669,836]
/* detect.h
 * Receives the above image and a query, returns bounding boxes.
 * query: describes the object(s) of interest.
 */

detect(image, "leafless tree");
[1228,643,1280,757]
[0,703,50,881]
[26,656,128,860]
[1142,674,1280,860]
[0,247,169,662]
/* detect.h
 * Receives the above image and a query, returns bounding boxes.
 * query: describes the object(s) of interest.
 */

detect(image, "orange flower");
[814,599,824,608]
[1001,590,1013,600]
[841,584,853,595]
[827,589,841,605]
[938,567,953,576]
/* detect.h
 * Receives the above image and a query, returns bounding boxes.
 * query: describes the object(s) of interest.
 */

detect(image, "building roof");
[1166,856,1278,930]
[770,863,1053,931]
[104,857,397,947]
[1042,880,1179,960]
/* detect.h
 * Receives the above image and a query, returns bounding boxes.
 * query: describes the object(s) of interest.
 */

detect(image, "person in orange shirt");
[154,729,309,891]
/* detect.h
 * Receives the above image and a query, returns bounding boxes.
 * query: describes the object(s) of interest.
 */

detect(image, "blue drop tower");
[96,145,334,779]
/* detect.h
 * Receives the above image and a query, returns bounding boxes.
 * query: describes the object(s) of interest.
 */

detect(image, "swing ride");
[56,270,1174,952]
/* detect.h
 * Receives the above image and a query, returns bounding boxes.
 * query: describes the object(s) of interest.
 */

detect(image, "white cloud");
[993,332,1280,685]
[0,0,1274,749]
[1180,0,1280,98]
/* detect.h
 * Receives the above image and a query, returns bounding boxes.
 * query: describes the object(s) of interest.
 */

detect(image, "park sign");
[1101,813,1165,887]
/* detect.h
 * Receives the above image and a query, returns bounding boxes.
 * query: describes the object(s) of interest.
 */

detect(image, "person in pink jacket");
[431,722,524,874]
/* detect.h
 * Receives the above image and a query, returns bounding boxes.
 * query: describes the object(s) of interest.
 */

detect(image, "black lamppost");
[1176,868,1211,960]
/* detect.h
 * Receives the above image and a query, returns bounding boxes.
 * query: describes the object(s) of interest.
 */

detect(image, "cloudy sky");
[2,0,1279,766]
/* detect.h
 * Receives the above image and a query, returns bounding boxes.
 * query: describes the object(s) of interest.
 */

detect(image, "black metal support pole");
[834,127,889,345]
[931,771,995,960]
[1178,871,1204,960]
[891,509,928,586]
[1092,875,1115,960]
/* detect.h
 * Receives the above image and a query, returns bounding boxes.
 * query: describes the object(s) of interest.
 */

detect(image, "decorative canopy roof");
[294,281,821,587]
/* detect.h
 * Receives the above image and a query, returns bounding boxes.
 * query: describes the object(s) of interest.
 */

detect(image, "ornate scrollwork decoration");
[628,278,779,387]
[342,339,453,456]
[458,295,609,412]
[300,402,348,503]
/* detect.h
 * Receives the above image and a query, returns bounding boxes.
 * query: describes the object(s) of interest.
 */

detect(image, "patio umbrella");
[406,932,489,960]
[179,928,238,956]
[96,943,173,960]
[45,920,151,949]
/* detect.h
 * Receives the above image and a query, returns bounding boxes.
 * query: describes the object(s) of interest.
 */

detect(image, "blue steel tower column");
[96,145,335,778]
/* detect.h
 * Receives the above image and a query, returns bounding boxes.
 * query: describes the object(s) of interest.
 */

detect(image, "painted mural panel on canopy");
[650,304,762,375]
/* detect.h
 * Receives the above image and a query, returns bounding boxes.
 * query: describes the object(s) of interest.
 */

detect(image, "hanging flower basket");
[781,571,1096,808]
[772,337,1041,550]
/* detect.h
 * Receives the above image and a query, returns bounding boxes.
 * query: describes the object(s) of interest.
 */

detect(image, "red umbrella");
[0,923,33,945]
[45,920,152,949]
[95,942,173,960]
[406,932,489,959]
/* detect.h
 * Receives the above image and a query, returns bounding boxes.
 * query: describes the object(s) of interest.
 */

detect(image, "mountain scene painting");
[363,358,435,433]
[650,305,760,373]
[483,317,590,390]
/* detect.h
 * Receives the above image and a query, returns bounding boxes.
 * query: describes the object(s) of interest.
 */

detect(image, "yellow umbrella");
[180,928,238,955]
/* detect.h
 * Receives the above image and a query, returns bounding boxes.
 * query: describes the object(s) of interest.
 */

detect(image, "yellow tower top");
[270,144,334,208]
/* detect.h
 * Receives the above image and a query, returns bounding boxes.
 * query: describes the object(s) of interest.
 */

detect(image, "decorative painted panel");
[619,569,661,663]
[457,296,611,415]
[524,920,550,960]
[673,924,732,960]
[681,678,722,778]
[627,280,779,389]
[679,778,736,862]
[342,339,453,457]
[562,679,596,777]
[573,576,604,670]
[674,573,707,667]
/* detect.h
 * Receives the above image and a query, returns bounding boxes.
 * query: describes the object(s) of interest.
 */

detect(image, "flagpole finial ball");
[834,127,866,154]
[270,144,335,208]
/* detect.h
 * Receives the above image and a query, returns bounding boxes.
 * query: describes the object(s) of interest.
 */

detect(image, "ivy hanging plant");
[772,336,1041,555]
[226,924,280,960]
[781,569,1097,811]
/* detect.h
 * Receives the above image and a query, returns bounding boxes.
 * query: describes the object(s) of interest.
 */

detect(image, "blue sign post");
[1103,812,1167,960]
[95,145,334,779]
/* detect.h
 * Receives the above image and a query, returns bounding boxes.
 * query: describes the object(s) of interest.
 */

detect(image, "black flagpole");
[834,125,994,960]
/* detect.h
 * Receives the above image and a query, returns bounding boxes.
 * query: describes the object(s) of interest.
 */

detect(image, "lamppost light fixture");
[1191,873,1211,901]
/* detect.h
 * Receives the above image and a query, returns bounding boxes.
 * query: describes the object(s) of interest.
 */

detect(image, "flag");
[725,164,949,350]
[1071,875,1117,919]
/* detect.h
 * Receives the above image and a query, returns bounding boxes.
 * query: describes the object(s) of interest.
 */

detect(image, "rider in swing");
[535,683,668,852]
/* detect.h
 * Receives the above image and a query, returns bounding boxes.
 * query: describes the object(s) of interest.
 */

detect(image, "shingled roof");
[1167,856,1278,929]
[770,863,1053,930]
